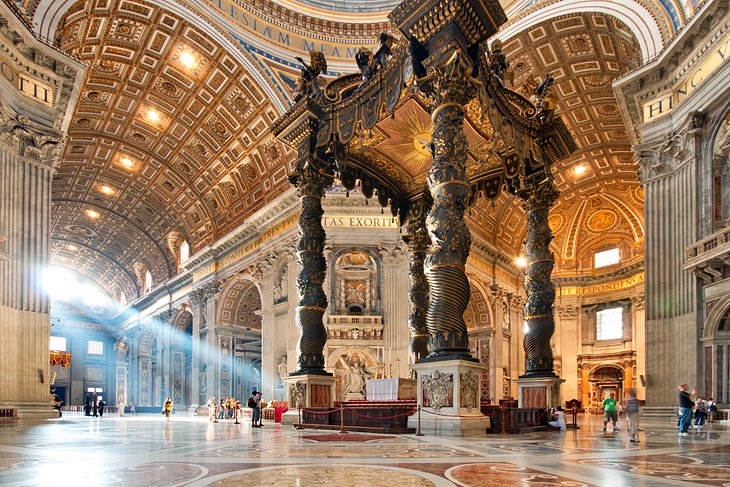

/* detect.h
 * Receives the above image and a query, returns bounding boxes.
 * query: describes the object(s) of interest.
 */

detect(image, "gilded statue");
[355,32,396,89]
[488,39,510,86]
[294,51,328,102]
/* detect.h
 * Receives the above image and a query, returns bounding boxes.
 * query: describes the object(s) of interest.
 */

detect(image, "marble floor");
[0,413,728,486]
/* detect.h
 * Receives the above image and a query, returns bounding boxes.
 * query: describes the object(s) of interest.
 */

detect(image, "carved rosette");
[519,178,559,377]
[404,196,431,359]
[422,49,478,358]
[292,162,333,374]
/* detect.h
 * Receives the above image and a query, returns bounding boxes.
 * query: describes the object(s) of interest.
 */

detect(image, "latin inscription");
[0,57,55,106]
[643,32,729,122]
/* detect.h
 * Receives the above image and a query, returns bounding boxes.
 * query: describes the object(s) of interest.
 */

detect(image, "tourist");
[249,390,260,427]
[92,393,99,417]
[548,407,566,431]
[163,397,174,421]
[218,398,225,419]
[678,383,696,436]
[118,401,125,417]
[98,398,105,417]
[625,389,640,443]
[130,402,137,415]
[707,398,717,422]
[602,392,620,432]
[207,396,218,422]
[84,393,92,416]
[694,397,707,430]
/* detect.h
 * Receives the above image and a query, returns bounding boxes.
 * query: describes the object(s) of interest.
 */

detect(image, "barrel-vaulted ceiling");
[15,0,680,304]
[49,0,294,302]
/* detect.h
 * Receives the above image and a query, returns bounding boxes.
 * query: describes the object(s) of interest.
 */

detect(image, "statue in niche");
[199,367,207,394]
[345,361,369,396]
[277,355,288,385]
[294,51,327,102]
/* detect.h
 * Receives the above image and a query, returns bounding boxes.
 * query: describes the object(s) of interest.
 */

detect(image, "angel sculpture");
[488,39,510,86]
[356,47,378,87]
[294,51,327,102]
[374,32,396,70]
[536,73,556,122]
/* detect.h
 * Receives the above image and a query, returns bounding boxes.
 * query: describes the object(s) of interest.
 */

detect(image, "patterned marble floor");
[0,413,728,486]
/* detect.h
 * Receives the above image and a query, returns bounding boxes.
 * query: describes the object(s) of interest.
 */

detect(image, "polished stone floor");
[0,413,728,486]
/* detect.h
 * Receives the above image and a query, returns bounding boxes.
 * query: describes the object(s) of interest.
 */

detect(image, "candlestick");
[396,357,401,378]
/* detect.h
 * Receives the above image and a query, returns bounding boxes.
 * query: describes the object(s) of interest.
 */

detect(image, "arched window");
[145,270,153,293]
[179,240,190,264]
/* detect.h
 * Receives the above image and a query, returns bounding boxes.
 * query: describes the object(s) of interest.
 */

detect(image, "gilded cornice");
[553,260,644,287]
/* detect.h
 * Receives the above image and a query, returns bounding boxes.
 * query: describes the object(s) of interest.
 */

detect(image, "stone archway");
[215,276,263,400]
[702,297,730,404]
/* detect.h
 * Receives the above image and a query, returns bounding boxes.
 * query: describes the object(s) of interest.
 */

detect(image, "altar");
[366,378,416,401]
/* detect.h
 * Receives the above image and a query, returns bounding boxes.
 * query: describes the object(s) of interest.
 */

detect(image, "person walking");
[625,389,640,443]
[130,402,137,415]
[163,397,174,421]
[92,393,99,417]
[602,392,620,432]
[707,398,717,422]
[98,399,106,417]
[118,401,125,417]
[678,383,696,436]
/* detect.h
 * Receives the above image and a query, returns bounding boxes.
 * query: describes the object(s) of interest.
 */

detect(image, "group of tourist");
[677,384,718,435]
[206,391,264,427]
[83,392,106,417]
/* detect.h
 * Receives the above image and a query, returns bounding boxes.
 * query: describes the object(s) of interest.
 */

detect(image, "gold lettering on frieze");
[0,55,56,106]
[192,262,218,282]
[557,272,644,296]
[643,32,730,122]
[322,214,399,229]
[218,213,299,271]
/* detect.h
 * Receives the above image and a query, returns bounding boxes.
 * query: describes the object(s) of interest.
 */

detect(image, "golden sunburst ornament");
[373,100,434,177]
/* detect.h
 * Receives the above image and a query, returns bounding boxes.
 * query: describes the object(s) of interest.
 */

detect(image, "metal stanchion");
[415,405,424,436]
[338,406,347,434]
[296,406,304,430]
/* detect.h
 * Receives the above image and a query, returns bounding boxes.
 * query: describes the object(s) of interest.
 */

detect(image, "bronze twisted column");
[423,50,478,359]
[290,161,333,376]
[519,175,559,377]
[404,196,431,360]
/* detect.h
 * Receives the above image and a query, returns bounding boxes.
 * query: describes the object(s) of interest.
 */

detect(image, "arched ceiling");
[466,12,645,274]
[49,0,294,301]
[11,0,683,305]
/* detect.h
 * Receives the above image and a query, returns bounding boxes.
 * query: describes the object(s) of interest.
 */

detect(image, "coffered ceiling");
[50,0,293,302]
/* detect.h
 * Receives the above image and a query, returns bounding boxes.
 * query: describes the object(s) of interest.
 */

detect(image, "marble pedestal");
[407,359,489,436]
[281,374,337,425]
[516,377,565,408]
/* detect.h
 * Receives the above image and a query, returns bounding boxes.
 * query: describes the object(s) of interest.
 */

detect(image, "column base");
[408,413,489,436]
[283,374,337,408]
[4,402,59,420]
[516,377,565,408]
[410,359,488,436]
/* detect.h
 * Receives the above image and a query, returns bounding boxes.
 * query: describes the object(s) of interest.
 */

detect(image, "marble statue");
[345,361,368,396]
[277,355,288,385]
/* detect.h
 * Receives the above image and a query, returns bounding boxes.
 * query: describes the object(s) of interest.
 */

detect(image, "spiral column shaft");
[404,196,430,359]
[422,49,478,359]
[519,178,559,377]
[292,163,332,375]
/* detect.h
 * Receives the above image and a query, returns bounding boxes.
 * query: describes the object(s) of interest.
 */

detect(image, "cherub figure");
[356,47,377,87]
[294,51,328,102]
